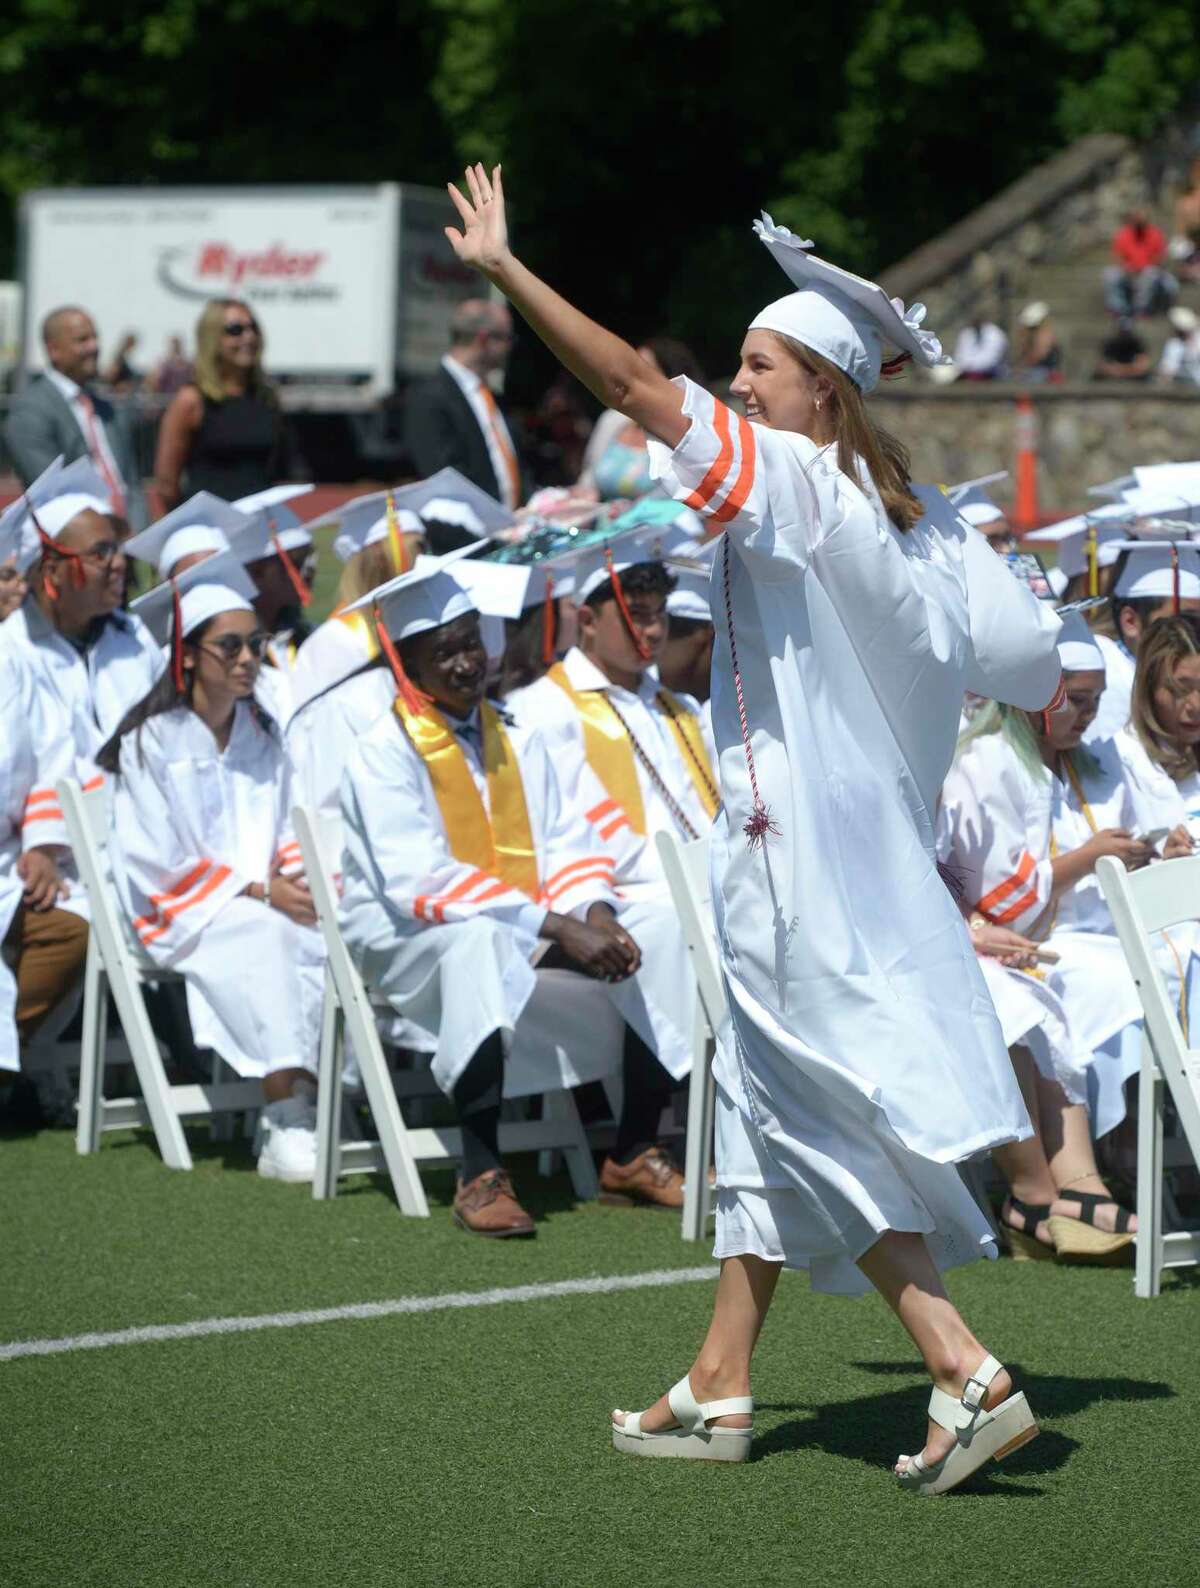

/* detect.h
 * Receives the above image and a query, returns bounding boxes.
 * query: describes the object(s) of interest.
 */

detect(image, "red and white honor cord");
[722,535,778,848]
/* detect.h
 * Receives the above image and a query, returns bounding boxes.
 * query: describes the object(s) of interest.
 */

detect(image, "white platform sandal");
[612,1375,753,1463]
[895,1355,1039,1496]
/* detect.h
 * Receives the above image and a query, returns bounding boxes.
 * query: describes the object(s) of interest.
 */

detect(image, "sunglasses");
[197,631,270,663]
[223,320,259,338]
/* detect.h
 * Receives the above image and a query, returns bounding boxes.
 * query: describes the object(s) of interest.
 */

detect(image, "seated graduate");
[338,560,694,1236]
[1087,540,1200,744]
[943,610,1198,1150]
[289,490,428,711]
[0,457,164,796]
[97,553,326,1183]
[226,487,319,727]
[506,527,718,895]
[122,490,298,730]
[0,646,88,1126]
[658,552,716,705]
[1114,607,1200,844]
[286,545,490,844]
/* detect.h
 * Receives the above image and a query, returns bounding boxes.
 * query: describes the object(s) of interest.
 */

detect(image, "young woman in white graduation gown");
[97,554,326,1182]
[1115,611,1200,842]
[944,614,1198,1147]
[445,164,1061,1494]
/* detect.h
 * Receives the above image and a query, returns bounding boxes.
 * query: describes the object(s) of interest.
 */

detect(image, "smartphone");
[1004,551,1053,601]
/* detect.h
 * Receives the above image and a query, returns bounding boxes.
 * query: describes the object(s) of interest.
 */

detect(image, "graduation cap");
[343,543,487,712]
[226,501,316,608]
[124,491,247,577]
[233,484,315,544]
[1111,541,1200,611]
[945,471,1008,521]
[749,212,949,392]
[395,467,516,541]
[1055,609,1105,673]
[1025,504,1132,592]
[129,550,258,690]
[0,456,65,573]
[304,488,423,571]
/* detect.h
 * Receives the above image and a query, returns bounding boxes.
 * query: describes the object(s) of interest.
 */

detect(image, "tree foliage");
[2,0,1197,386]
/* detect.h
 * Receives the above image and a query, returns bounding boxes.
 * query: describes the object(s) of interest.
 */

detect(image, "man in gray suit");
[5,306,144,528]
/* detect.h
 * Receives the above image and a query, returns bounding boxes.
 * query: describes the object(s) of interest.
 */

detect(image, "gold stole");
[546,663,718,835]
[394,699,539,900]
[336,608,380,663]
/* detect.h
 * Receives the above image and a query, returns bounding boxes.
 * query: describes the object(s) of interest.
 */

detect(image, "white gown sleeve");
[947,511,1063,710]
[113,731,248,960]
[524,733,622,919]
[942,741,1053,934]
[340,722,546,937]
[17,667,75,855]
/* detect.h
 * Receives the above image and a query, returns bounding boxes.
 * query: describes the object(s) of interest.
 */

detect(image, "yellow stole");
[547,663,718,835]
[394,699,539,900]
[336,608,380,663]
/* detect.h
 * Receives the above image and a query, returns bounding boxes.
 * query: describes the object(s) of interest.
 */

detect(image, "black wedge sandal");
[1001,1196,1056,1261]
[1047,1190,1135,1264]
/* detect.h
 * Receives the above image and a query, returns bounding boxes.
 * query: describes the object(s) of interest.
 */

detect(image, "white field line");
[0,1264,717,1363]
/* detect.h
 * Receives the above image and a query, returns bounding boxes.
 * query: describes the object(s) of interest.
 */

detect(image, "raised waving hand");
[446,163,510,277]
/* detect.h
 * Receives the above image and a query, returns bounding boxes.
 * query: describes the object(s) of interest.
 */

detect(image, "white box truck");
[17,183,479,405]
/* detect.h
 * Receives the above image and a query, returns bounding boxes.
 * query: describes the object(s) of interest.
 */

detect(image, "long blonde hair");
[1131,613,1200,781]
[192,298,275,404]
[332,534,427,612]
[769,334,922,533]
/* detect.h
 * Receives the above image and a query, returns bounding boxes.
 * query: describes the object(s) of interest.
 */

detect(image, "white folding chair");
[57,776,262,1169]
[656,830,725,1242]
[1097,853,1200,1297]
[292,805,600,1216]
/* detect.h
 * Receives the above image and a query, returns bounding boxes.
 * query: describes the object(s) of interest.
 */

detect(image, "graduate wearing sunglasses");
[98,552,326,1184]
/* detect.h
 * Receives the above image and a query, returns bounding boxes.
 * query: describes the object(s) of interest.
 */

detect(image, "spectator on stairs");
[1093,318,1151,383]
[1102,210,1177,318]
[1157,306,1200,386]
[1013,303,1063,384]
[952,314,1008,380]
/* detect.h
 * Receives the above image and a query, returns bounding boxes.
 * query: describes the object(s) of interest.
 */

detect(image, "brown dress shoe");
[452,1169,536,1238]
[599,1146,685,1209]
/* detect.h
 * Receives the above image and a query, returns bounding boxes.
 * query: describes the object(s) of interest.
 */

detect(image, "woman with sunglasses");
[152,299,293,514]
[97,552,326,1184]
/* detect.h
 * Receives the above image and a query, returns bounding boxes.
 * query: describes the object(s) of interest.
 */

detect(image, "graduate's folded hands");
[541,906,640,983]
[17,848,66,912]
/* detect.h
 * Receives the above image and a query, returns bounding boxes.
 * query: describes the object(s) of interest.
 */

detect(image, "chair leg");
[107,967,193,1170]
[209,1049,234,1144]
[1136,1042,1164,1299]
[681,1002,713,1242]
[75,938,106,1156]
[344,979,430,1217]
[547,1087,600,1200]
[313,965,344,1201]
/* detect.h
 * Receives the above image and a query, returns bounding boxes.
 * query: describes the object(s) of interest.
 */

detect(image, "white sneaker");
[256,1079,318,1183]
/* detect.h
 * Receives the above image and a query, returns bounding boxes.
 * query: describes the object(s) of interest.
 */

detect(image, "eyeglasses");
[197,631,270,663]
[52,540,122,568]
[223,320,259,338]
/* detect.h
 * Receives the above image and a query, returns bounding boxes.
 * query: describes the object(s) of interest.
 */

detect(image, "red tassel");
[541,573,556,665]
[743,800,780,848]
[34,518,86,591]
[1172,544,1181,615]
[171,579,185,692]
[271,527,312,607]
[880,351,913,380]
[605,545,652,661]
[375,607,432,715]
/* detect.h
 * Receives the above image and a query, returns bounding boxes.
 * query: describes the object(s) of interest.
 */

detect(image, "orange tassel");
[541,573,556,665]
[171,580,185,692]
[270,523,312,607]
[605,545,652,661]
[375,606,432,715]
[1172,544,1181,615]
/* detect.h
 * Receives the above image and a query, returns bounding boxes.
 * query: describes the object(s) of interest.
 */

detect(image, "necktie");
[77,391,127,517]
[477,382,521,510]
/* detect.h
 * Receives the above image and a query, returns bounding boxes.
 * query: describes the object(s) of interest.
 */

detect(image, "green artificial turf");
[2,1126,1199,1587]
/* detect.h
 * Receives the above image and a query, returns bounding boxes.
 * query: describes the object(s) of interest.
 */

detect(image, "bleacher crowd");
[2,293,1199,1254]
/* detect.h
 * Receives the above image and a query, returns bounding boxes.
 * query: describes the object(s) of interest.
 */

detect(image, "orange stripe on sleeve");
[139,864,232,943]
[707,415,757,524]
[683,401,733,511]
[22,808,65,826]
[976,852,1036,919]
[415,868,490,925]
[23,789,58,810]
[134,860,215,932]
[585,797,619,825]
[81,775,104,793]
[542,855,615,894]
[992,883,1042,927]
[598,814,631,841]
[543,866,615,905]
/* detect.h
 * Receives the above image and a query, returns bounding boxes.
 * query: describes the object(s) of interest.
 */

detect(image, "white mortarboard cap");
[345,542,486,640]
[419,498,486,536]
[1025,506,1131,580]
[129,550,258,645]
[125,492,246,576]
[1132,462,1200,494]
[1056,611,1105,672]
[317,491,423,563]
[666,568,714,624]
[233,483,316,551]
[5,456,113,547]
[570,527,673,604]
[946,471,1008,508]
[1121,482,1200,525]
[749,213,948,393]
[226,506,314,564]
[393,467,515,537]
[0,455,65,571]
[1112,541,1200,603]
[414,554,531,620]
[522,563,576,607]
[957,496,1007,529]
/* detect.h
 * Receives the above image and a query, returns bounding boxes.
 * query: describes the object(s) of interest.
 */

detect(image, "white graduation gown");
[286,664,396,851]
[508,646,717,894]
[1115,726,1200,840]
[648,377,1061,1294]
[1086,633,1135,743]
[0,652,76,1072]
[109,703,324,1080]
[290,616,372,712]
[0,600,165,920]
[943,730,1197,1136]
[338,705,693,1097]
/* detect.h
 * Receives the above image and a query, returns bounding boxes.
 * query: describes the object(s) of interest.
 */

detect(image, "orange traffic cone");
[1013,395,1039,534]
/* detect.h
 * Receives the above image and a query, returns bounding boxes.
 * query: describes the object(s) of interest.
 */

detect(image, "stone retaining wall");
[870,386,1200,514]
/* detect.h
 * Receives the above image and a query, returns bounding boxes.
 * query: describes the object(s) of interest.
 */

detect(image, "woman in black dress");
[152,299,291,511]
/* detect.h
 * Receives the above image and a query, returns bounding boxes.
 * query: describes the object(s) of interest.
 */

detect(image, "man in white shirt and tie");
[404,300,526,509]
[5,306,141,528]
